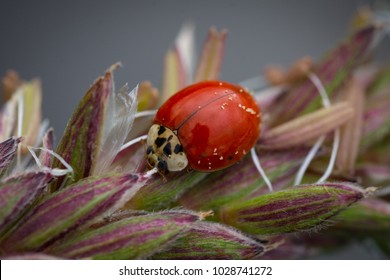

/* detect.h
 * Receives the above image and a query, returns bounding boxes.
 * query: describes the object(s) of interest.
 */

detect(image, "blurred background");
[0,0,388,259]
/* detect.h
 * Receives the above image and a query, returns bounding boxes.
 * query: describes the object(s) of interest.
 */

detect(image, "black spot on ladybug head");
[155,137,166,148]
[174,144,183,154]
[167,135,173,141]
[163,142,172,156]
[158,125,166,135]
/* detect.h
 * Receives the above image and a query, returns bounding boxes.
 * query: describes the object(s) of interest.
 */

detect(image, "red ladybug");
[146,80,261,172]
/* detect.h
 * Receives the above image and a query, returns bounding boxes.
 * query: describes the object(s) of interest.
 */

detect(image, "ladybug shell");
[154,80,261,171]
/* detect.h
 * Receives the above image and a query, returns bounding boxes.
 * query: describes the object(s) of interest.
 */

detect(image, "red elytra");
[146,80,261,172]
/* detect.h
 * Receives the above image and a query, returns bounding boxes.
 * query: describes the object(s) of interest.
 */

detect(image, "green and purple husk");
[0,172,53,237]
[152,221,267,260]
[1,173,147,252]
[219,182,370,235]
[45,210,201,259]
[50,70,113,191]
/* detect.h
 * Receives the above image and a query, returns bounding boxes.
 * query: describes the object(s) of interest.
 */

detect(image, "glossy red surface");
[154,80,261,171]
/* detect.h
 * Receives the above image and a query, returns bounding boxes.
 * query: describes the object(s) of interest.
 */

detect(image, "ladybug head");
[146,124,188,172]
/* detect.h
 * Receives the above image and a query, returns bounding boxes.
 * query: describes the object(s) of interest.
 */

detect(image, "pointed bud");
[51,68,114,190]
[220,182,373,235]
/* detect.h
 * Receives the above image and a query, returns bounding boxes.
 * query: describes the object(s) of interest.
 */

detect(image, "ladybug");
[146,80,261,173]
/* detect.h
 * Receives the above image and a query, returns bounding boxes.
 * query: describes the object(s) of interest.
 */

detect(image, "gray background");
[0,0,388,259]
[2,0,387,134]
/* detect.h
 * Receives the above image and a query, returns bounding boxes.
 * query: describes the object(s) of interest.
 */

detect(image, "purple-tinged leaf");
[45,210,202,259]
[333,198,390,231]
[0,137,21,170]
[270,25,378,126]
[259,102,354,150]
[220,182,373,235]
[194,27,227,83]
[0,172,53,235]
[152,221,270,260]
[1,173,148,253]
[51,68,113,191]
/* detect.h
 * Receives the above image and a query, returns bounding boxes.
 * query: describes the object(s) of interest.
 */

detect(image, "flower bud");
[220,182,372,235]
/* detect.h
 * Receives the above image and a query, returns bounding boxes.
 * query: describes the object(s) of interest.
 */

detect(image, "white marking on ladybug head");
[146,124,188,172]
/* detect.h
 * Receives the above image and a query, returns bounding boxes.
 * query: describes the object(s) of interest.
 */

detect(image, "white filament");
[294,73,340,185]
[27,146,74,177]
[119,134,148,152]
[135,110,157,119]
[251,147,273,192]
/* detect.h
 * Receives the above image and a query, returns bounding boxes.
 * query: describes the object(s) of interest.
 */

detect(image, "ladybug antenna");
[135,110,157,118]
[120,134,148,152]
[250,147,273,192]
[294,72,340,186]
